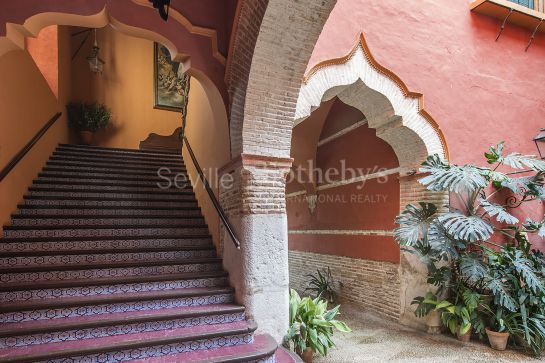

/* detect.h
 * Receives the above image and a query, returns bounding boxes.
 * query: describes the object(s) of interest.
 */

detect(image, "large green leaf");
[419,155,488,193]
[502,153,545,171]
[428,222,462,260]
[438,213,494,242]
[524,218,545,238]
[394,202,437,246]
[459,253,488,285]
[486,277,517,312]
[509,252,544,294]
[484,142,505,164]
[478,198,519,224]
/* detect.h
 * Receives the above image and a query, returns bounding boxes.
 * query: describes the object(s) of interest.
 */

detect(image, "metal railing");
[0,112,62,182]
[181,134,241,249]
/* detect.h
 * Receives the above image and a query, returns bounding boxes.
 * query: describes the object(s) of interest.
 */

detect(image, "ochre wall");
[287,99,400,263]
[26,26,59,98]
[70,26,181,149]
[0,26,72,230]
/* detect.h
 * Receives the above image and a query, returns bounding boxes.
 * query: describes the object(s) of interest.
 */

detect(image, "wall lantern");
[86,29,105,73]
[149,0,171,21]
[533,128,545,159]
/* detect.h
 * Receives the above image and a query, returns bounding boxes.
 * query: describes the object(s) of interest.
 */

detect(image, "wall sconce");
[533,128,545,159]
[86,29,105,73]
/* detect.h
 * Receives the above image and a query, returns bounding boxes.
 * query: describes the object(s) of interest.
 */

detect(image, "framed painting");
[154,43,190,112]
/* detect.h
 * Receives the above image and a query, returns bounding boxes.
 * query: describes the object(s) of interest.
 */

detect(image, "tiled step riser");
[0,311,245,349]
[0,293,235,323]
[27,191,196,201]
[0,277,228,302]
[43,166,187,176]
[16,209,201,217]
[0,250,217,267]
[0,239,213,253]
[46,161,187,173]
[56,145,182,158]
[52,151,183,164]
[12,218,205,227]
[34,177,191,189]
[39,172,189,183]
[45,333,252,363]
[0,263,222,283]
[23,200,198,208]
[30,184,193,194]
[4,227,208,238]
[50,155,185,167]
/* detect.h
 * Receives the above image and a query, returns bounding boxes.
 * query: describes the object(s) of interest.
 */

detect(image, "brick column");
[220,154,293,341]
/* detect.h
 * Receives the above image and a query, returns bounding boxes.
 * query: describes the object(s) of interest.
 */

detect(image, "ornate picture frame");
[153,43,190,112]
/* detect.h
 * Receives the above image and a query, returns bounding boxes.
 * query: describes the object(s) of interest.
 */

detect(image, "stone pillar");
[220,154,293,342]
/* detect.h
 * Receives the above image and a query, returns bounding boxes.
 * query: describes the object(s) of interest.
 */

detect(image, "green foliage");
[284,289,351,357]
[66,102,111,132]
[305,267,336,303]
[394,142,545,357]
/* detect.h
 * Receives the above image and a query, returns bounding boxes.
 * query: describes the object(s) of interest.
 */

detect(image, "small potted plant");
[284,289,351,363]
[411,292,442,334]
[481,305,517,351]
[66,102,111,145]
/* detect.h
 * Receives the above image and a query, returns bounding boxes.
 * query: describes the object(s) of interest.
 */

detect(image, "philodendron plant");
[394,142,545,356]
[284,289,350,359]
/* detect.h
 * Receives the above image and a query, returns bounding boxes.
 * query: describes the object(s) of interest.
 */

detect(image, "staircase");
[0,144,297,363]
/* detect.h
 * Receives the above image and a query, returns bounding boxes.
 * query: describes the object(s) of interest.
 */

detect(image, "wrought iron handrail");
[0,112,62,182]
[181,134,241,249]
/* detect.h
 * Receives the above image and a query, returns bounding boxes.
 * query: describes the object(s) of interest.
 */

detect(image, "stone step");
[0,270,228,302]
[46,159,187,173]
[22,198,198,208]
[42,165,186,177]
[0,236,213,253]
[38,170,188,183]
[0,286,236,324]
[33,176,192,189]
[30,183,192,194]
[11,216,204,227]
[50,154,186,168]
[3,225,209,238]
[0,246,217,268]
[0,304,245,349]
[26,190,196,201]
[14,207,202,217]
[53,149,183,164]
[135,334,279,363]
[57,144,181,158]
[0,258,223,284]
[0,320,255,363]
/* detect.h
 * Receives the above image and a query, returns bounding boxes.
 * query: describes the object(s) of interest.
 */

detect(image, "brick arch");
[228,0,337,158]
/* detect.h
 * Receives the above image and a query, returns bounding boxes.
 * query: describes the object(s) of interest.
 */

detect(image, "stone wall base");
[289,250,401,321]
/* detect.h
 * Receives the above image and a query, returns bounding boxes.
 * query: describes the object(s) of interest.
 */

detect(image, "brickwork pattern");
[289,250,401,321]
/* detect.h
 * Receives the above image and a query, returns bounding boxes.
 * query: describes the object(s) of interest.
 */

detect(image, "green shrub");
[66,102,111,132]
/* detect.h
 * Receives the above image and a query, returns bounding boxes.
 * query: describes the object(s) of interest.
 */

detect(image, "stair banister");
[181,133,241,250]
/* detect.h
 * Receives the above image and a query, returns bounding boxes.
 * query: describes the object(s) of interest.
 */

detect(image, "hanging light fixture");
[86,29,105,74]
[149,0,171,21]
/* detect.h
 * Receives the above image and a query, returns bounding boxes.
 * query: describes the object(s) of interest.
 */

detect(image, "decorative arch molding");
[0,1,227,103]
[296,33,449,162]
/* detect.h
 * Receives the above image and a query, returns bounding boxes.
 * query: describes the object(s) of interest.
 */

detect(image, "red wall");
[288,99,401,263]
[308,0,545,249]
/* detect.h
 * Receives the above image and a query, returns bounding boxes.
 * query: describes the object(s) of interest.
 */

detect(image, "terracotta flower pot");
[296,347,313,363]
[79,131,94,145]
[426,310,442,334]
[486,328,509,351]
[457,327,471,343]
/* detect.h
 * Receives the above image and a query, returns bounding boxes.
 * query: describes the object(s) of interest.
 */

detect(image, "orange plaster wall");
[26,25,59,98]
[287,100,401,263]
[0,26,72,229]
[70,26,182,149]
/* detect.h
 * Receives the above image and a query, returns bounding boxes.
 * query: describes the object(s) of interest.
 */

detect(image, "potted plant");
[284,289,351,363]
[394,142,545,356]
[305,267,337,304]
[66,102,111,145]
[411,291,442,334]
[480,304,519,351]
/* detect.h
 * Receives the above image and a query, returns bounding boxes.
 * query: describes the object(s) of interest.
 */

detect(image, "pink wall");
[288,99,401,262]
[308,0,545,165]
[26,26,59,98]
